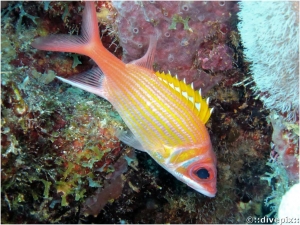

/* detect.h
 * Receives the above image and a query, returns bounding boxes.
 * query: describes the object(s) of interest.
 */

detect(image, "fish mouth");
[200,190,216,198]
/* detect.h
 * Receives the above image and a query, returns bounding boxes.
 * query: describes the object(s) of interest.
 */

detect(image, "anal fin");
[56,67,108,99]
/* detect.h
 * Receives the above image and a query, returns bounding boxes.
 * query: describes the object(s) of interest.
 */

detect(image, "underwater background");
[1,1,299,224]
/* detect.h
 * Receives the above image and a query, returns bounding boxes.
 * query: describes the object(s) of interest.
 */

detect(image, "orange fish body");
[32,2,217,197]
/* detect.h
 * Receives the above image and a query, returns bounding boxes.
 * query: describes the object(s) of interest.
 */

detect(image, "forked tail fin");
[31,1,103,57]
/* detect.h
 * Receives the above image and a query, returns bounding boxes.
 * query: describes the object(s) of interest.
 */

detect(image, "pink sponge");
[112,1,237,95]
[270,113,299,183]
[198,44,234,72]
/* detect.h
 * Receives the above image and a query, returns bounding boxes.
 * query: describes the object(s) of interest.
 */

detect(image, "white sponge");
[278,183,300,223]
[238,1,299,121]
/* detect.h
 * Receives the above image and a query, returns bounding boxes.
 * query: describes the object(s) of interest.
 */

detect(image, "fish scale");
[113,67,195,149]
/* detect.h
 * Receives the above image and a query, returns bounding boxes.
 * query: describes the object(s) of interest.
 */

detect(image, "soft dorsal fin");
[155,71,213,124]
[129,35,157,70]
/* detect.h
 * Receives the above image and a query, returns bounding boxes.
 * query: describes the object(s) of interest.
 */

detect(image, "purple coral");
[112,1,237,94]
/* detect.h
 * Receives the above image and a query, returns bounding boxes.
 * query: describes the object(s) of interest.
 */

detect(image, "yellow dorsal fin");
[155,71,213,124]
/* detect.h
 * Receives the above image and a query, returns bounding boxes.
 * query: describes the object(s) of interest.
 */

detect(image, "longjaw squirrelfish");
[32,1,217,197]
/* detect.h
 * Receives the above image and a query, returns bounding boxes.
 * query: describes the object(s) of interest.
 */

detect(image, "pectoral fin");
[115,130,147,152]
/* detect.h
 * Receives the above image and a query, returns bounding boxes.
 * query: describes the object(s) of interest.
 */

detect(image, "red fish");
[32,2,217,197]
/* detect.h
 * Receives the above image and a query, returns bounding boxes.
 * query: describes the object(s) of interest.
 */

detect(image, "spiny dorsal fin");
[155,71,213,124]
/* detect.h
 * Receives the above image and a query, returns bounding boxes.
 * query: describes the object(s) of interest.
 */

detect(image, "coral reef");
[1,67,131,222]
[80,148,137,217]
[1,1,277,223]
[1,2,128,223]
[111,1,239,95]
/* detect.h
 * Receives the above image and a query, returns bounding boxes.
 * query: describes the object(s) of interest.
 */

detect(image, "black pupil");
[196,168,209,179]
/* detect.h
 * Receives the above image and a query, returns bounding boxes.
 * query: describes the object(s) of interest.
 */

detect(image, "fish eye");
[196,168,209,179]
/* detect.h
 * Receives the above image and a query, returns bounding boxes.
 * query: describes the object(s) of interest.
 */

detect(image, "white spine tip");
[183,78,186,84]
[206,97,210,105]
[175,74,178,79]
[199,88,202,97]
[210,107,214,114]
[191,82,194,89]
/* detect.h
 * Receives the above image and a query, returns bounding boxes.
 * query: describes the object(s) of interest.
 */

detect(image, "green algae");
[71,54,82,68]
[75,189,86,201]
[169,14,193,32]
[63,162,75,179]
[87,177,102,188]
[39,179,52,199]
